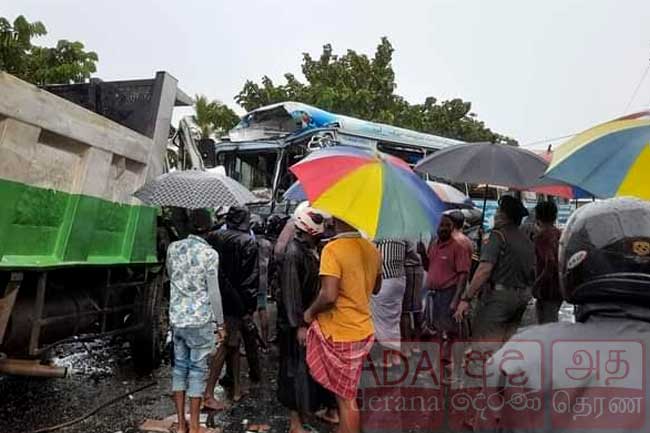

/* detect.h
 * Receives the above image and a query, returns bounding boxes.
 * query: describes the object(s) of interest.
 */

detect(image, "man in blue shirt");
[167,209,224,433]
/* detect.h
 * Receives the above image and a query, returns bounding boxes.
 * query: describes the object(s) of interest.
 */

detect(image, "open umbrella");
[545,111,650,200]
[134,170,258,209]
[283,181,307,202]
[285,179,475,210]
[523,149,593,199]
[415,142,548,221]
[415,141,549,188]
[426,181,475,209]
[290,146,445,239]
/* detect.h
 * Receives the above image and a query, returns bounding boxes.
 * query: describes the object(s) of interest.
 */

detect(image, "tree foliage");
[193,94,240,139]
[236,37,516,144]
[0,15,98,85]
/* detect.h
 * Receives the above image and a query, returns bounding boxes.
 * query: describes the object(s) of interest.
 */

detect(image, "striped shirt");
[375,239,407,279]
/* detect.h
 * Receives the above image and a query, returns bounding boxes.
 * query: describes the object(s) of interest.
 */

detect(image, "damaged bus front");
[214,102,464,210]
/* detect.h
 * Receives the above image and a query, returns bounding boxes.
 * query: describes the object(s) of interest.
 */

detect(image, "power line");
[521,133,576,148]
[524,53,650,149]
[623,61,650,115]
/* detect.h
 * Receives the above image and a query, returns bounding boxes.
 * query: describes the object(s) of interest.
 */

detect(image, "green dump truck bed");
[0,72,183,269]
[0,178,157,268]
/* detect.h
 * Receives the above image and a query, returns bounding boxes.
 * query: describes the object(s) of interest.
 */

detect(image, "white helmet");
[294,206,328,236]
[293,201,311,218]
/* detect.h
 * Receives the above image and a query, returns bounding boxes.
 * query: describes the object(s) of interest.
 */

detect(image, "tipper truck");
[0,71,199,376]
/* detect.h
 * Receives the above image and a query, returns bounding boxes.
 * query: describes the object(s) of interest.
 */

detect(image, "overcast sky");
[6,0,650,147]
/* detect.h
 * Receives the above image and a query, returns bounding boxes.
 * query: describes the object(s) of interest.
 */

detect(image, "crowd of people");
[165,194,650,433]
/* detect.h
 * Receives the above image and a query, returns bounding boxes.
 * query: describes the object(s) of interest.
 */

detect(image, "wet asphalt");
[0,301,574,433]
[0,300,326,433]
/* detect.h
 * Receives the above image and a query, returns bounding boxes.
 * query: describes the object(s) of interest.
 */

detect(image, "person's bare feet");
[172,419,188,433]
[189,426,222,433]
[232,388,249,402]
[325,408,339,424]
[315,408,339,424]
[202,396,226,411]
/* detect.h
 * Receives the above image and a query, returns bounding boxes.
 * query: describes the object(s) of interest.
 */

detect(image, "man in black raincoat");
[204,206,259,409]
[277,205,336,433]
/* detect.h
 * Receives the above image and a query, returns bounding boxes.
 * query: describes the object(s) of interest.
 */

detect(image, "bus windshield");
[216,150,278,200]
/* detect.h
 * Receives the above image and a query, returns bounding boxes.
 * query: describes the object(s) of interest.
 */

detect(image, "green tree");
[193,94,239,139]
[236,37,515,144]
[0,15,98,85]
[210,102,240,136]
[193,95,216,139]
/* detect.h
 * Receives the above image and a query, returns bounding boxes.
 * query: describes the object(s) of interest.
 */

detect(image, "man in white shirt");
[167,209,224,433]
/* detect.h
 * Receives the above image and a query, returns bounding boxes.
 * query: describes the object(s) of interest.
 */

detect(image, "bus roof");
[228,101,464,151]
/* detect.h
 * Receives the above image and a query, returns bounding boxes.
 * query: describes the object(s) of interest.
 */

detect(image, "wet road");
[0,301,574,433]
[0,299,331,433]
[0,339,304,433]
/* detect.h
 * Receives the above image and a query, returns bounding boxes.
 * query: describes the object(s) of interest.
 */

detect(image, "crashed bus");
[210,102,577,227]
[212,102,465,211]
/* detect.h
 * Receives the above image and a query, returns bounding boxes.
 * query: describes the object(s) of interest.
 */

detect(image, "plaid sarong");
[306,321,374,400]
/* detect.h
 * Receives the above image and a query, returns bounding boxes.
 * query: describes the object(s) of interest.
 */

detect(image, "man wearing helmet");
[475,198,650,432]
[277,206,336,433]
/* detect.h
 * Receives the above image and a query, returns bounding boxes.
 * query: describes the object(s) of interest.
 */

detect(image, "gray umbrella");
[134,170,258,209]
[414,142,549,188]
[416,142,548,254]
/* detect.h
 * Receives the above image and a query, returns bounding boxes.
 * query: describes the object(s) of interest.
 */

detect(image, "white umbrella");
[134,170,258,209]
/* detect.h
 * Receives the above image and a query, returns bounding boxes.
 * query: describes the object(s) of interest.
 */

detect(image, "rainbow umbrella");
[289,146,445,239]
[525,149,593,199]
[285,179,476,209]
[546,111,650,199]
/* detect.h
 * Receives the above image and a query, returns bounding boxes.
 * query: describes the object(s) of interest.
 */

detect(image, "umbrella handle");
[480,184,489,224]
[478,184,489,256]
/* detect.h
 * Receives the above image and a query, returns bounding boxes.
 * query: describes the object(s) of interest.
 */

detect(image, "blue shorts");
[171,324,215,397]
[257,292,268,310]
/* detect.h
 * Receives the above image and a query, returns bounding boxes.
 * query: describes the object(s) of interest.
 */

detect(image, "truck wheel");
[131,272,168,374]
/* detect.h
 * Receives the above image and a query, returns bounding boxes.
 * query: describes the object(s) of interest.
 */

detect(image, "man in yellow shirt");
[304,218,381,433]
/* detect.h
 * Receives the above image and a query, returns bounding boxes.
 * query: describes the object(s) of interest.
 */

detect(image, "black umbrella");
[415,142,549,188]
[134,170,259,209]
[415,142,548,213]
[415,142,548,251]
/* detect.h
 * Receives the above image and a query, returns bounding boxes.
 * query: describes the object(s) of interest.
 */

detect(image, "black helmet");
[226,206,251,231]
[266,214,291,237]
[250,214,265,235]
[559,197,650,305]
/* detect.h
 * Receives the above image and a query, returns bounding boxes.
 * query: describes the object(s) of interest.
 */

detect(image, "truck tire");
[131,272,168,374]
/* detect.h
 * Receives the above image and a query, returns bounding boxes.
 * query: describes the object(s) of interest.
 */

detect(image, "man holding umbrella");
[287,146,446,433]
[167,209,224,433]
[303,218,382,433]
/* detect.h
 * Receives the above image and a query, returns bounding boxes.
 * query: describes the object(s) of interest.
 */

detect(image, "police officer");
[454,195,535,343]
[475,197,650,432]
